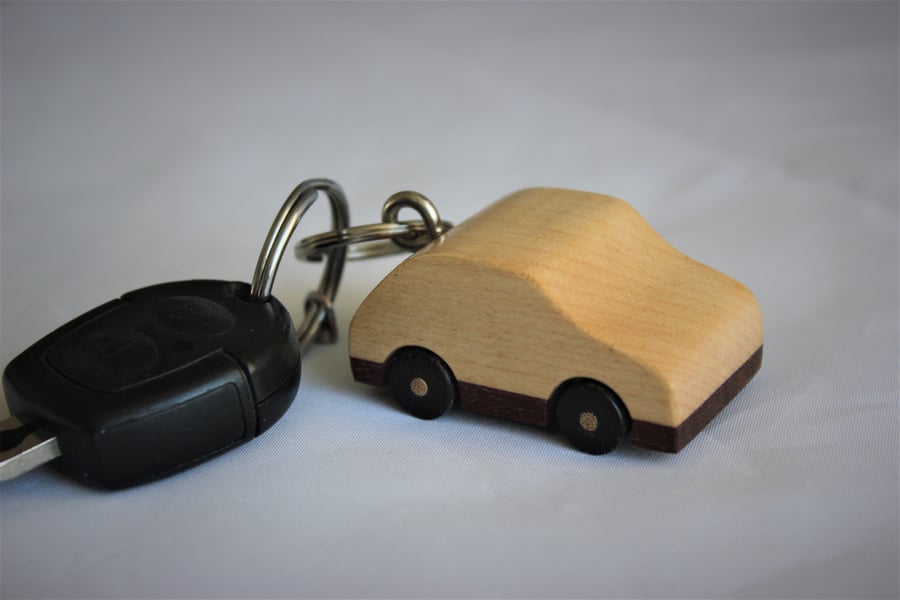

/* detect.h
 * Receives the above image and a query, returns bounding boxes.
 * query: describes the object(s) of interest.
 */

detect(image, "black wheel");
[386,347,457,420]
[555,380,630,455]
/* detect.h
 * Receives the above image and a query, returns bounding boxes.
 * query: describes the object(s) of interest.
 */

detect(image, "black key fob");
[3,280,301,488]
[1,178,349,489]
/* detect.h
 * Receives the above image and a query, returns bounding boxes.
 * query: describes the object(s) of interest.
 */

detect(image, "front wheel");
[555,380,630,454]
[386,347,457,420]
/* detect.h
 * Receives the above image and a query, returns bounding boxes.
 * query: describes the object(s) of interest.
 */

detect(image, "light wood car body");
[349,188,763,453]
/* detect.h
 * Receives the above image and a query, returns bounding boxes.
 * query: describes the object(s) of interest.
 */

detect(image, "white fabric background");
[1,2,897,598]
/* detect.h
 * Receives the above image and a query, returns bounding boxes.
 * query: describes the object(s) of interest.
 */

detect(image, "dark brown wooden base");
[349,344,763,453]
[349,357,385,387]
[457,381,548,427]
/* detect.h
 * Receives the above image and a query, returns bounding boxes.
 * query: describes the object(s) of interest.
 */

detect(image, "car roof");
[428,187,656,275]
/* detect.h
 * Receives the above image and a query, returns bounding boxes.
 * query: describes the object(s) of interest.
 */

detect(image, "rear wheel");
[555,380,630,454]
[386,347,457,420]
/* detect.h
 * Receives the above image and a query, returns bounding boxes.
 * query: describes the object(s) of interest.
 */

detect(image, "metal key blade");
[0,416,61,481]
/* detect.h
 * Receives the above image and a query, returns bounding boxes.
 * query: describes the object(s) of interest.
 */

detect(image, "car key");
[0,179,349,489]
[1,280,303,489]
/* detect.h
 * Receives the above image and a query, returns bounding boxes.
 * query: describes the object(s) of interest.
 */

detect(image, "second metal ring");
[295,190,451,262]
[295,221,450,262]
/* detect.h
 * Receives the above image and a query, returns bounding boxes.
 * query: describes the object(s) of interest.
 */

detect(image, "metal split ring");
[295,191,451,262]
[250,178,349,352]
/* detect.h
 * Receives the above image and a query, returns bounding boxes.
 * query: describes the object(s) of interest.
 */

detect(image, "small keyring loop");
[295,221,450,262]
[382,191,447,251]
[294,191,451,262]
[249,178,349,352]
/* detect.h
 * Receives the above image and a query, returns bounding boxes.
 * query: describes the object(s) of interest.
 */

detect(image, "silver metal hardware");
[294,190,451,262]
[381,191,447,250]
[250,178,350,352]
[295,221,432,261]
[0,415,61,482]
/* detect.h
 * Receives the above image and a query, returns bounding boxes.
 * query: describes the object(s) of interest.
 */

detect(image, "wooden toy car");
[348,188,763,454]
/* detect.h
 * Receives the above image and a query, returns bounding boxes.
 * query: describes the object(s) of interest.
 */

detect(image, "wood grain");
[349,188,763,439]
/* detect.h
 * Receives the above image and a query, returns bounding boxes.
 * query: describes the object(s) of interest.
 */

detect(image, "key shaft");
[0,416,61,481]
